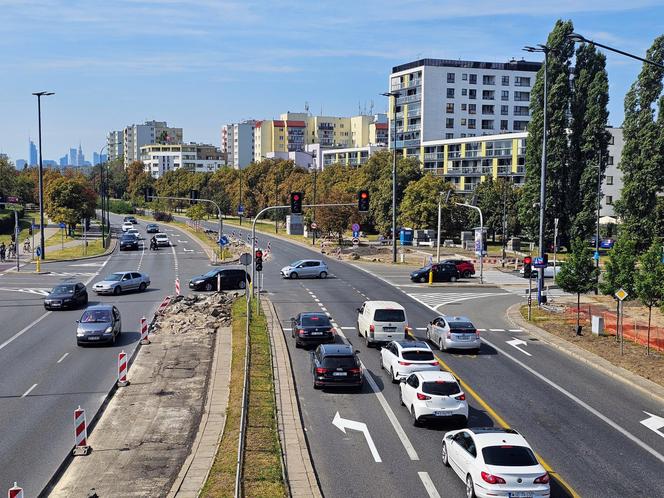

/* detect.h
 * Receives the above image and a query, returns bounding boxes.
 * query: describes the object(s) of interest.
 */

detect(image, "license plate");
[87,336,100,341]
[383,327,396,332]
[51,302,61,307]
[433,410,450,417]
[332,372,347,376]
[310,332,323,335]
[509,493,532,498]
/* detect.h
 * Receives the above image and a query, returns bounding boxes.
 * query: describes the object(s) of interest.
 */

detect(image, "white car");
[441,427,550,498]
[154,233,170,247]
[121,222,133,232]
[399,370,468,427]
[379,340,439,383]
[127,228,141,239]
[426,315,481,353]
[520,263,563,279]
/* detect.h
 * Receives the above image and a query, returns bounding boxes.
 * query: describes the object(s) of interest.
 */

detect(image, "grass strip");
[44,239,105,260]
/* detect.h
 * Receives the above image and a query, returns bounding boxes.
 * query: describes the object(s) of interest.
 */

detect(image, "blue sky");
[1,0,663,163]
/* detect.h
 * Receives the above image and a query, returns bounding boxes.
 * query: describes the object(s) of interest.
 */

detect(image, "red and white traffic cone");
[175,278,181,296]
[8,482,23,498]
[73,406,91,455]
[140,316,150,345]
[117,350,129,387]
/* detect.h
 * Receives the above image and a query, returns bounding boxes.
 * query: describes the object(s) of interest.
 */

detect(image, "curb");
[506,303,664,405]
[31,237,117,264]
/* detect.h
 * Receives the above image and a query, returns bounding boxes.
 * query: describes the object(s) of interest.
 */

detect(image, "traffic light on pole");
[290,192,303,214]
[190,189,198,205]
[358,190,370,212]
[255,249,263,272]
[523,256,532,276]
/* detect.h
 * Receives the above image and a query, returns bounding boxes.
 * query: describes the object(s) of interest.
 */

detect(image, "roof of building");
[375,123,388,129]
[392,58,541,74]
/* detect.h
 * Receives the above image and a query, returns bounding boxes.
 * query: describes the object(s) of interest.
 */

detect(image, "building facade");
[600,127,624,218]
[222,120,256,169]
[140,143,224,178]
[107,130,124,162]
[387,58,541,161]
[109,121,182,168]
[29,140,38,166]
[322,145,387,169]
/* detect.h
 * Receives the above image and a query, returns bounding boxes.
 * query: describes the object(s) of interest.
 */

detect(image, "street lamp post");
[382,91,399,263]
[238,167,243,225]
[523,44,550,305]
[455,201,484,284]
[568,33,664,69]
[98,145,108,247]
[32,91,54,260]
[595,150,602,294]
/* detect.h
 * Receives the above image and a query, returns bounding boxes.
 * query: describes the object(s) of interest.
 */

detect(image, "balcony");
[318,123,334,130]
[423,152,445,160]
[391,78,421,91]
[397,94,421,105]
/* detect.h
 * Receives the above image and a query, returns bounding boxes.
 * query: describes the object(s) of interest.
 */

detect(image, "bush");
[153,211,173,222]
[107,198,135,214]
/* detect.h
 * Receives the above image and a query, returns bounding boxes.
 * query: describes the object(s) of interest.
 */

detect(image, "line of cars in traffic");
[288,297,550,497]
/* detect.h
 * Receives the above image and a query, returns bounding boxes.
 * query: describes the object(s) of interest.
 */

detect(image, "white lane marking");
[340,327,355,330]
[332,412,382,462]
[320,307,327,312]
[640,412,664,440]
[22,383,38,398]
[482,336,664,465]
[418,472,441,498]
[177,239,189,243]
[477,328,487,332]
[490,328,505,332]
[314,299,320,303]
[137,241,146,271]
[57,352,69,363]
[0,287,51,296]
[509,329,523,332]
[183,248,194,252]
[506,337,532,356]
[170,244,179,279]
[415,327,427,331]
[283,328,293,331]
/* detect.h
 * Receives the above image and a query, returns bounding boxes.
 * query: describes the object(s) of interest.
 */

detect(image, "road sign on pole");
[593,250,600,261]
[239,253,252,266]
[615,288,628,301]
[352,237,359,247]
[352,223,360,232]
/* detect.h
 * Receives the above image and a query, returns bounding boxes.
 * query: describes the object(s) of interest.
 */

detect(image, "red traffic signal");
[290,192,303,214]
[255,250,263,259]
[358,190,370,212]
[523,256,532,265]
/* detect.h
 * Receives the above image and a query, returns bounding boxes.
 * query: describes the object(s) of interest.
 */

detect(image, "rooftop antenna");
[304,101,310,114]
[369,100,374,115]
[358,101,362,115]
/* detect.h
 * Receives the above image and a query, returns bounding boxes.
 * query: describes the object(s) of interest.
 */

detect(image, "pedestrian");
[7,242,15,259]
[24,238,31,252]
[0,242,5,262]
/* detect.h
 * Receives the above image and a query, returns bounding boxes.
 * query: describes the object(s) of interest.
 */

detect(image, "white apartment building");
[388,58,541,161]
[110,120,183,168]
[106,131,123,162]
[140,143,224,178]
[600,127,624,218]
[322,145,387,169]
[222,120,256,169]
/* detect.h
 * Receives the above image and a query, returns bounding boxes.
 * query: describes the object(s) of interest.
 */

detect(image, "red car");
[443,259,476,278]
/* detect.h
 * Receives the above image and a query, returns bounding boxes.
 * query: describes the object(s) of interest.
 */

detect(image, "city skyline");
[16,139,107,168]
[1,1,663,163]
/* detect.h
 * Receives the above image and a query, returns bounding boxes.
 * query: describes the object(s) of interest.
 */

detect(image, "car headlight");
[104,326,113,334]
[76,329,85,336]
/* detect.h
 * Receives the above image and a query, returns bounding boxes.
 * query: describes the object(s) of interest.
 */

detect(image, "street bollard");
[117,350,129,387]
[8,482,23,498]
[140,316,150,345]
[428,270,433,285]
[175,278,181,296]
[73,406,91,455]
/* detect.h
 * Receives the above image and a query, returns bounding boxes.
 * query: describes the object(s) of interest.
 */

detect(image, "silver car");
[280,259,328,279]
[426,315,480,353]
[93,271,151,295]
[76,304,122,346]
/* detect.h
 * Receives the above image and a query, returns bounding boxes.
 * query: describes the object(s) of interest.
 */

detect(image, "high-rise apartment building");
[29,140,38,166]
[108,121,182,168]
[222,120,256,169]
[107,131,124,162]
[387,58,541,161]
[69,148,77,166]
[141,143,224,178]
[600,127,624,218]
[59,155,68,167]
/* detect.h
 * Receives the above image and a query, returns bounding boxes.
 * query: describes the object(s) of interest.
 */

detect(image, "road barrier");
[175,278,181,296]
[140,316,150,345]
[72,406,91,456]
[117,350,129,387]
[8,482,23,498]
[157,296,172,314]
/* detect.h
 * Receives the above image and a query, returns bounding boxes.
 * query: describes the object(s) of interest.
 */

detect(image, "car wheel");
[465,475,476,498]
[113,286,122,295]
[450,276,457,282]
[462,270,471,278]
[319,271,327,279]
[411,406,420,427]
[238,280,246,289]
[390,367,398,384]
[441,442,450,466]
[290,272,299,279]
[400,390,405,406]
[357,323,362,337]
[439,338,445,351]
[205,282,213,291]
[139,282,147,292]
[419,276,426,283]
[295,340,301,349]
[380,355,385,370]
[313,378,321,390]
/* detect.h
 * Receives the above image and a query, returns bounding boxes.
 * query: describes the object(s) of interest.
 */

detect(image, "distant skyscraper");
[69,148,77,166]
[29,140,38,166]
[59,155,68,167]
[16,159,27,169]
[77,143,84,166]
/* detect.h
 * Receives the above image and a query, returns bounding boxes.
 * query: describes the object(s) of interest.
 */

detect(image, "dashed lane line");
[56,353,69,364]
[418,472,441,498]
[21,383,38,398]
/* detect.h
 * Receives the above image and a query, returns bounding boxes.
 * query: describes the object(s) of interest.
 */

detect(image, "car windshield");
[203,269,220,277]
[449,322,475,332]
[402,350,434,361]
[104,274,123,282]
[482,445,538,466]
[156,234,167,238]
[289,260,304,267]
[322,356,358,369]
[52,285,74,294]
[80,310,111,323]
[301,315,331,327]
[121,235,136,241]
[418,265,432,272]
[374,309,405,322]
[422,381,461,396]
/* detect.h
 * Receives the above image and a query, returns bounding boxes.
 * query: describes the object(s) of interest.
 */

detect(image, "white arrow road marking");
[177,239,188,243]
[183,248,194,253]
[332,412,382,462]
[640,412,664,439]
[506,337,532,356]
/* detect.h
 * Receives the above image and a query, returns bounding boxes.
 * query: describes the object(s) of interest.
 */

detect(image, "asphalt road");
[209,219,664,498]
[0,213,211,496]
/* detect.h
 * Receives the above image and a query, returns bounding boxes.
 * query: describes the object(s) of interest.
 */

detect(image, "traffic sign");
[238,205,244,214]
[533,256,547,269]
[352,230,359,238]
[311,222,318,230]
[615,288,629,301]
[7,195,19,203]
[59,222,66,229]
[352,237,359,247]
[36,246,41,257]
[593,251,600,261]
[352,223,360,232]
[239,253,252,266]
[218,235,229,246]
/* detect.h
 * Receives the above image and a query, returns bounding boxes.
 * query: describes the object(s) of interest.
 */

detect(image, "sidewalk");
[263,298,322,497]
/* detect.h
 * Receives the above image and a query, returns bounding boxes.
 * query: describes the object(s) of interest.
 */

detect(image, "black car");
[44,282,88,310]
[146,223,159,233]
[410,263,460,283]
[124,216,138,224]
[311,344,363,390]
[189,267,250,291]
[119,233,140,251]
[291,312,336,348]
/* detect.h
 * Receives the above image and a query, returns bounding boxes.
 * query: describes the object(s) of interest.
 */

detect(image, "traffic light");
[144,187,153,203]
[523,256,532,277]
[290,192,303,214]
[190,189,199,205]
[358,190,370,212]
[28,226,33,236]
[255,249,263,272]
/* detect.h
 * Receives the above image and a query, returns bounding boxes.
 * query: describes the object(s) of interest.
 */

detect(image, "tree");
[555,238,597,334]
[45,177,97,232]
[600,233,637,297]
[635,242,664,354]
[0,156,18,200]
[186,203,207,221]
[316,187,357,243]
[473,178,521,242]
[399,174,454,230]
[615,35,664,249]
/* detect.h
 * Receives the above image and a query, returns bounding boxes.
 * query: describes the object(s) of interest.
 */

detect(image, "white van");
[356,301,408,347]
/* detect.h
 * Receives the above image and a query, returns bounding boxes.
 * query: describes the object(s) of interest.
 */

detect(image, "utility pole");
[595,150,602,295]
[32,91,54,260]
[382,91,400,263]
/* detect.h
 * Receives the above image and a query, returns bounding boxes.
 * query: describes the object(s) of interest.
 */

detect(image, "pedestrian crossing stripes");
[0,287,51,296]
[405,291,508,310]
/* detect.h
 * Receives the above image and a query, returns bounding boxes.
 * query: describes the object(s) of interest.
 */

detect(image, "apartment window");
[606,175,614,185]
[481,120,494,130]
[608,155,614,165]
[609,134,615,145]
[446,133,454,139]
[460,133,467,138]
[513,120,528,131]
[482,75,495,85]
[447,88,455,98]
[446,103,455,113]
[468,104,476,114]
[447,72,455,83]
[468,119,476,129]
[462,73,468,81]
[501,105,509,115]
[500,120,509,131]
[605,195,613,205]
[446,118,454,129]
[482,105,494,115]
[501,90,509,101]
[461,118,467,125]
[461,103,467,111]
[469,89,477,100]
[502,75,510,86]
[482,90,494,100]
[462,88,468,96]
[514,91,530,102]
[469,74,477,84]
[515,76,531,87]
[514,105,530,116]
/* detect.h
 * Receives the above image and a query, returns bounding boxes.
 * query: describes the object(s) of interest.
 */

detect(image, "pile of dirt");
[153,292,238,335]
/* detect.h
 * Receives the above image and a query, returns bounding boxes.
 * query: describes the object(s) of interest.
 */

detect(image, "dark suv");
[119,233,140,251]
[311,344,363,390]
[443,259,475,278]
[410,263,460,283]
[189,267,250,291]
